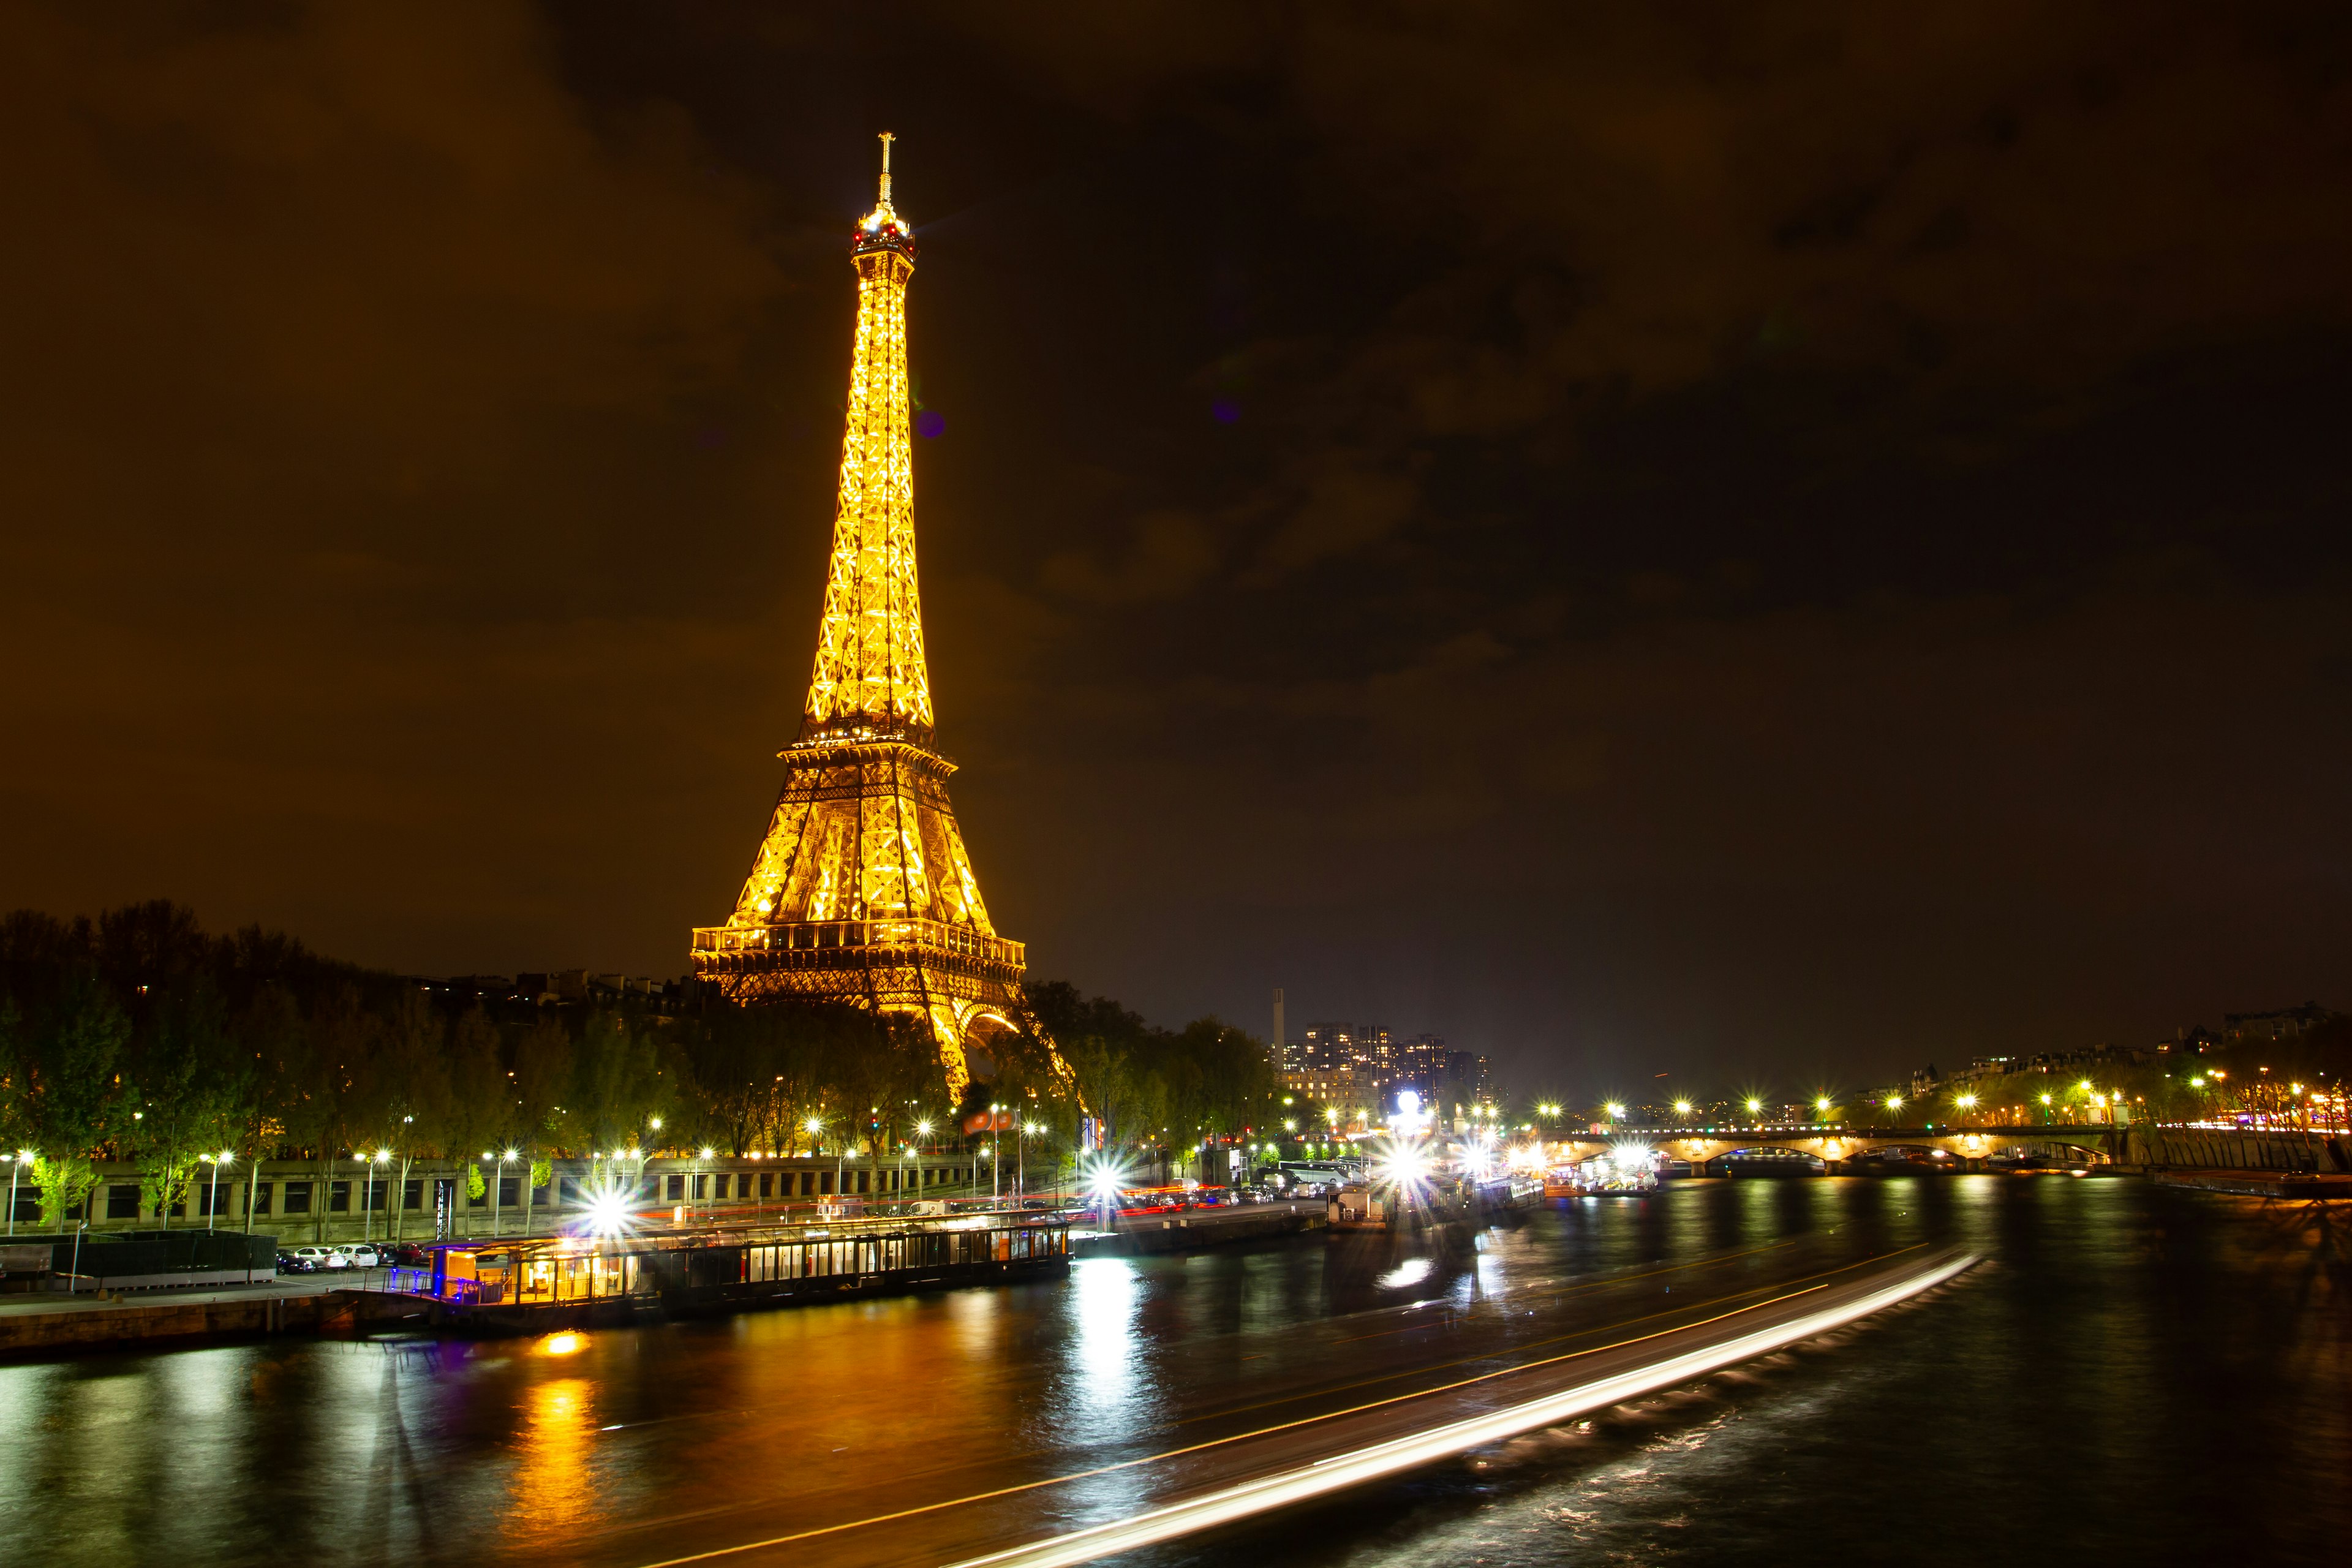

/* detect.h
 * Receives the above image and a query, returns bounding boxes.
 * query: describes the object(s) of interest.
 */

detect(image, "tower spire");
[814,134,925,741]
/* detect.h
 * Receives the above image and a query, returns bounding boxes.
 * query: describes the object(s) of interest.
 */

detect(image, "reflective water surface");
[1,1178,2343,1567]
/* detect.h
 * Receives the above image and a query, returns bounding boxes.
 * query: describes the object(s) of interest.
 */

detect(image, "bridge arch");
[1702,1147,1828,1178]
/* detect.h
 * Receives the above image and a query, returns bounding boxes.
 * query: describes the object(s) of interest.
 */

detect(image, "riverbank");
[0,1279,342,1355]
[2150,1167,2352,1199]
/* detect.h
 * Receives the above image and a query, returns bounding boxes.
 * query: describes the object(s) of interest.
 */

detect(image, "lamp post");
[205,1151,232,1232]
[6,1152,26,1237]
[372,1150,392,1244]
[1015,1122,1028,1201]
[990,1104,1003,1203]
[804,1116,825,1212]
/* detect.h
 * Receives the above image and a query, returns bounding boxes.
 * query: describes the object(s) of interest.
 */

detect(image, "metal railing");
[692,917,1023,967]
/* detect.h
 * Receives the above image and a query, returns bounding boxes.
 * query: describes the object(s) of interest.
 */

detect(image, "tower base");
[692,917,1032,1098]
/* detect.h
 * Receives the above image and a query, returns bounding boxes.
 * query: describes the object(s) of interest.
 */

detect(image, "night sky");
[4,4,2349,1096]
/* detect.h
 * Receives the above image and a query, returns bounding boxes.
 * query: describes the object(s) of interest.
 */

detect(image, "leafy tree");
[9,972,129,1227]
[126,982,236,1227]
[443,1006,509,1163]
[363,990,453,1240]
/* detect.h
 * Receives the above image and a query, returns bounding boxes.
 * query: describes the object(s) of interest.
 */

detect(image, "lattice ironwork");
[693,136,1059,1101]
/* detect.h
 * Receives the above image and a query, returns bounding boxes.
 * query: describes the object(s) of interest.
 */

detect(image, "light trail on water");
[628,1246,1975,1568]
[943,1249,1978,1568]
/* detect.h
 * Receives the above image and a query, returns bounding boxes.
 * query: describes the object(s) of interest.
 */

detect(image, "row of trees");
[1525,1020,2350,1133]
[0,902,1284,1229]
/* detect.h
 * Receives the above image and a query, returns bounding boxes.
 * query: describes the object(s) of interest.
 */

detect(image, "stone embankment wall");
[2125,1126,2350,1173]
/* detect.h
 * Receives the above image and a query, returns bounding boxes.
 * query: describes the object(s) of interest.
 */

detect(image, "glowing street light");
[4,1152,29,1237]
[200,1150,233,1233]
[1604,1102,1624,1120]
[1673,1100,1694,1118]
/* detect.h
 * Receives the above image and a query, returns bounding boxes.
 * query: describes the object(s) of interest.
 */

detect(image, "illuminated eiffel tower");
[693,135,1044,1099]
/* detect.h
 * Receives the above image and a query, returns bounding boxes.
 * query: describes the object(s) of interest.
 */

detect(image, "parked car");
[386,1243,430,1268]
[275,1251,320,1275]
[334,1245,383,1268]
[286,1245,338,1270]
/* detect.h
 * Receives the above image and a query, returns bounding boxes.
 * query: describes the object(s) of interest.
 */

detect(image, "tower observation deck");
[692,135,1050,1098]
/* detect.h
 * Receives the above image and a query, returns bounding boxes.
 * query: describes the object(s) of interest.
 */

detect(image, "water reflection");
[1058,1259,1144,1446]
[0,1179,2342,1568]
[1378,1257,1434,1290]
[510,1376,598,1540]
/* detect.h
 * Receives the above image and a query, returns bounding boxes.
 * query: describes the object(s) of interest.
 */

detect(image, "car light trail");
[945,1251,1977,1568]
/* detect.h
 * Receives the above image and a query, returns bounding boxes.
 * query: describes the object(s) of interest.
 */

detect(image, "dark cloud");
[2,1,2348,1095]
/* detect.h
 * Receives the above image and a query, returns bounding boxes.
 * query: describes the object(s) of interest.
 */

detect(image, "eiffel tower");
[693,135,1041,1100]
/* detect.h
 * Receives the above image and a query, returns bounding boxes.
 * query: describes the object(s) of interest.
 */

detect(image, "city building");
[2223,1003,2337,1042]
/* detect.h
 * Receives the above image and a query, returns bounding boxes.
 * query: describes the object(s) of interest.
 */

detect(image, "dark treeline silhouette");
[0,902,1276,1227]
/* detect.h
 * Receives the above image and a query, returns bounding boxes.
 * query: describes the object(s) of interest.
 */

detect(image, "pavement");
[0,1277,342,1319]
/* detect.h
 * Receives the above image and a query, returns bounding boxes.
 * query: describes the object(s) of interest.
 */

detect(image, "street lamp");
[4,1152,27,1237]
[1020,1121,1042,1202]
[369,1149,391,1243]
[202,1151,233,1232]
[1605,1102,1624,1121]
[990,1104,1004,1203]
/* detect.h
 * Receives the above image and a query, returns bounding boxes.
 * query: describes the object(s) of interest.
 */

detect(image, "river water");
[1,1177,2343,1566]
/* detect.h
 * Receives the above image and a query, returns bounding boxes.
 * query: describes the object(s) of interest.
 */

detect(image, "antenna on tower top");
[878,130,895,203]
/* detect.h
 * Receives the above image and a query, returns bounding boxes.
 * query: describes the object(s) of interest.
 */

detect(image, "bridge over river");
[1542,1121,2351,1177]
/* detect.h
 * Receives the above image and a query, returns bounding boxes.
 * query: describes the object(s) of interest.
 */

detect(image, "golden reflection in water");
[512,1377,599,1538]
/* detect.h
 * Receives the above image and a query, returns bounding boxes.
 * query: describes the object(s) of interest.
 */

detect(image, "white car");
[331,1245,382,1268]
[287,1245,339,1270]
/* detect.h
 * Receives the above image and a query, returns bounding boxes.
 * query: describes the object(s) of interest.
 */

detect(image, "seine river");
[2,1178,2344,1566]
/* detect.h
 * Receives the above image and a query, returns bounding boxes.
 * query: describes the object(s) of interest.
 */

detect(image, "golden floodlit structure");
[693,135,1049,1099]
